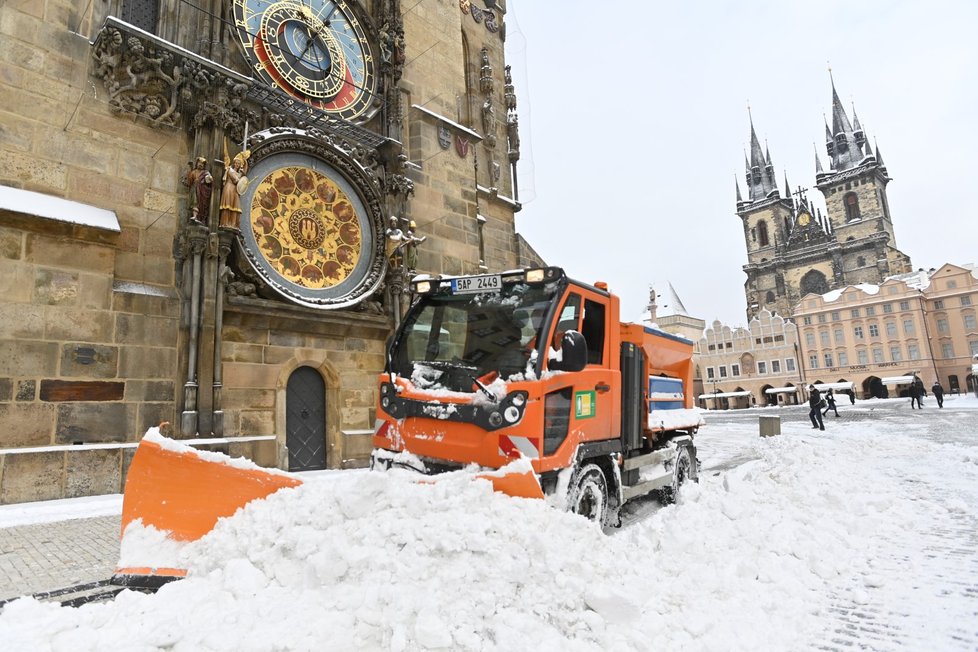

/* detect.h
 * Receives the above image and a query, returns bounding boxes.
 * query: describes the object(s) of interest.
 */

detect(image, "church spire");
[746,112,778,201]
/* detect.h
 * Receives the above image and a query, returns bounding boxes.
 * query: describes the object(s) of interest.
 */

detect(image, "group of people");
[808,377,947,429]
[910,378,945,409]
[807,385,839,430]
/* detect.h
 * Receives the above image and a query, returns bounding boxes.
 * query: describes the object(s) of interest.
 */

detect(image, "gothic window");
[844,192,860,221]
[765,291,775,303]
[120,0,159,33]
[758,220,770,247]
[856,256,866,267]
[783,216,791,235]
[461,33,474,125]
[800,269,829,296]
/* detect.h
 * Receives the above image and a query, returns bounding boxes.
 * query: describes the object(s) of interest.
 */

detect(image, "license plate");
[451,274,501,294]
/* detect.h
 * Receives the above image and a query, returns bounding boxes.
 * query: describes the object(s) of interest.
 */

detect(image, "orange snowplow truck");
[371,267,702,525]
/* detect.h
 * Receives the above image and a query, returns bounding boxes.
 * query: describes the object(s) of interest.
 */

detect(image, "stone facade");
[0,0,527,503]
[738,81,912,321]
[694,310,803,409]
[794,264,978,398]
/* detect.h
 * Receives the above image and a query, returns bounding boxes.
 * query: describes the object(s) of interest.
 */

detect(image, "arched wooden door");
[286,366,327,471]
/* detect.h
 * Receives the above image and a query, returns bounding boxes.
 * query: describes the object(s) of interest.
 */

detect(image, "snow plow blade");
[113,432,301,587]
[476,468,545,500]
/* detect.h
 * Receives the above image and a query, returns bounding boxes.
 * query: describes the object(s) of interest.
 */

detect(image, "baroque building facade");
[794,264,978,399]
[0,0,530,503]
[738,80,912,321]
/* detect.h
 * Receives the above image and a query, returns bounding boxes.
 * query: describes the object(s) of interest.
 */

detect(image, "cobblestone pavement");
[0,516,120,601]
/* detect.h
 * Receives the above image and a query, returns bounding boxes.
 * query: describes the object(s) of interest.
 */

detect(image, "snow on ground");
[1,396,977,650]
[0,494,122,528]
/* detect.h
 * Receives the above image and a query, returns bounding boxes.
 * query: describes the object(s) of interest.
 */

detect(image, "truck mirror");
[554,330,587,372]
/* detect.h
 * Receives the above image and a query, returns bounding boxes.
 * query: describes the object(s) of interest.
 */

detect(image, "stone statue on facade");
[183,156,213,223]
[219,148,250,231]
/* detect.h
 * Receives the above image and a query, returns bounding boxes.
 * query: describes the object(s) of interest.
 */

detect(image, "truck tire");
[659,444,692,505]
[568,463,608,525]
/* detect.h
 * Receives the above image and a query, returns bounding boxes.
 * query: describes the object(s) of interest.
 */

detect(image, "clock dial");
[234,0,377,121]
[238,153,376,307]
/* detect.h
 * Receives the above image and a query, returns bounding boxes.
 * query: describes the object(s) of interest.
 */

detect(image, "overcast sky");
[504,1,978,328]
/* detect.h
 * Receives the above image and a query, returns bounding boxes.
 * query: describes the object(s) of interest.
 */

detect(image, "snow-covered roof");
[699,390,752,399]
[813,382,856,392]
[765,387,799,394]
[881,375,917,386]
[0,184,119,232]
[821,283,881,303]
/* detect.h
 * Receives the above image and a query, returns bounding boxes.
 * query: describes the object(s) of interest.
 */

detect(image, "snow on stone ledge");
[0,184,120,232]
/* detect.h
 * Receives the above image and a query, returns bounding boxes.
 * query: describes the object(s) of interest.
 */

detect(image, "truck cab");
[372,267,701,523]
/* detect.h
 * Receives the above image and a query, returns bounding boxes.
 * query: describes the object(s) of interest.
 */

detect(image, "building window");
[771,360,781,373]
[751,227,757,242]
[802,316,812,325]
[758,220,769,247]
[970,341,978,356]
[854,325,864,340]
[817,314,827,323]
[801,270,830,296]
[964,314,977,330]
[937,318,949,333]
[903,319,915,335]
[121,0,160,34]
[820,331,830,346]
[785,358,796,372]
[890,345,902,362]
[707,367,715,379]
[883,303,893,314]
[856,256,866,267]
[809,355,818,369]
[824,353,834,367]
[869,324,880,338]
[857,349,869,364]
[934,299,945,309]
[865,306,875,316]
[908,343,920,360]
[962,296,973,307]
[946,280,957,289]
[941,343,954,359]
[838,352,848,366]
[851,308,860,318]
[844,192,860,221]
[831,311,840,321]
[899,300,910,311]
[731,364,741,377]
[758,361,767,374]
[766,290,775,303]
[872,348,884,363]
[805,332,816,347]
[885,322,897,337]
[833,328,845,344]
[719,366,728,378]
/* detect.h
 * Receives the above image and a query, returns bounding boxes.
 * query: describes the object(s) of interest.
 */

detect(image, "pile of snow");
[3,413,977,649]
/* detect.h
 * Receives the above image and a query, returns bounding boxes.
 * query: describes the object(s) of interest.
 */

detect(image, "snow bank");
[2,416,976,650]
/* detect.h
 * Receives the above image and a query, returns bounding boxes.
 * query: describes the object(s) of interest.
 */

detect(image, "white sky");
[505,0,978,327]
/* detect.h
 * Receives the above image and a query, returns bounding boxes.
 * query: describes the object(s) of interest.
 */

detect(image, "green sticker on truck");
[575,390,596,419]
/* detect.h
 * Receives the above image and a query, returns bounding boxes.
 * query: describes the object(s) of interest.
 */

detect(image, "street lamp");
[711,378,719,410]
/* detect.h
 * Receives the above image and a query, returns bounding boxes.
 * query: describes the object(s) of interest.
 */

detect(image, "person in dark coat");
[909,380,922,409]
[931,381,945,408]
[822,388,839,417]
[847,389,855,404]
[808,385,825,430]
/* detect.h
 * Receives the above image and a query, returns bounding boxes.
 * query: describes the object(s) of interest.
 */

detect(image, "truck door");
[542,288,616,461]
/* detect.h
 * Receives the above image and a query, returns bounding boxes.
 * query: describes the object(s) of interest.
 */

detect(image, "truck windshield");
[391,282,558,390]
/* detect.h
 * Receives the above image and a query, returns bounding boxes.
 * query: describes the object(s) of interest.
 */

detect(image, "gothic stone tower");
[739,79,912,320]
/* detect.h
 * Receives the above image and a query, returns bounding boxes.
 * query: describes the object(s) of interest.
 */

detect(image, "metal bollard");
[759,415,781,437]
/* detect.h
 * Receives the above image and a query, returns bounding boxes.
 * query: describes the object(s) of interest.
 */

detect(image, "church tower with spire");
[738,78,912,321]
[737,115,797,319]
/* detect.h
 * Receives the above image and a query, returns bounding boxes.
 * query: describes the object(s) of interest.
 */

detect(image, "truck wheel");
[569,463,608,524]
[660,445,692,505]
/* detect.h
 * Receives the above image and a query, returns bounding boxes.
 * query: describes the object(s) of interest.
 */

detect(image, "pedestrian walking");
[847,389,855,404]
[909,381,923,409]
[931,381,945,408]
[822,388,839,417]
[808,385,825,430]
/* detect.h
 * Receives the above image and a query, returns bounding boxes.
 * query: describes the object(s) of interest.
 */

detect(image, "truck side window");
[581,299,606,365]
[556,293,581,333]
